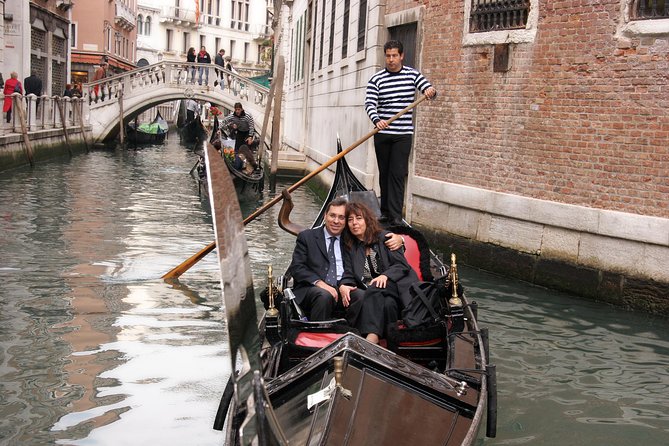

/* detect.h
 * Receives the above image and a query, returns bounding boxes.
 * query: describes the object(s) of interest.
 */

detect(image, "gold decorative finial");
[449,253,462,307]
[266,264,279,316]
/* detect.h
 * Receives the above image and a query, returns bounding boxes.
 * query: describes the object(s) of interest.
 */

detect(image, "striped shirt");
[365,66,432,135]
[222,110,255,135]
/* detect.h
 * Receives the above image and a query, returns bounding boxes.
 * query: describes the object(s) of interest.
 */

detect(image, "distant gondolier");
[365,40,436,226]
[221,102,254,151]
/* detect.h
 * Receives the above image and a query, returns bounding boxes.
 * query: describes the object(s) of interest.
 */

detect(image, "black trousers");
[374,133,413,221]
[300,286,361,322]
[352,281,401,338]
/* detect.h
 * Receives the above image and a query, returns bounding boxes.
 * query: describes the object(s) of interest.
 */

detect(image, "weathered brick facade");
[402,0,668,219]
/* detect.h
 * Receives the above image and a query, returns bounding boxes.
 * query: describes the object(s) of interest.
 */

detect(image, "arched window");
[145,16,152,36]
[137,14,144,35]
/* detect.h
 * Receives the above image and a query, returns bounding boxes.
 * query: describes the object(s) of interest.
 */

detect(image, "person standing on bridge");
[197,46,211,86]
[3,72,22,123]
[24,72,42,110]
[222,102,254,151]
[92,60,108,102]
[214,49,225,90]
[186,47,196,83]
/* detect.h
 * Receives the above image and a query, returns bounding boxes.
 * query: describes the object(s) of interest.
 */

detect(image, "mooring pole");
[15,98,34,167]
[269,56,284,192]
[118,89,125,144]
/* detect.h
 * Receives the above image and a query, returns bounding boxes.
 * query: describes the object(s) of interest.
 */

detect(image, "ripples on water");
[1,137,668,445]
[0,138,321,445]
[466,268,669,445]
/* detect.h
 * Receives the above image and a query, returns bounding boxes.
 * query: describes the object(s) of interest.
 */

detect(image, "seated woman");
[339,202,418,344]
[234,144,258,174]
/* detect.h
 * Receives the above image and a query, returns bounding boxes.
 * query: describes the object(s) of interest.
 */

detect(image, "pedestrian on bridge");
[24,72,42,110]
[3,72,22,124]
[197,46,211,86]
[214,49,225,90]
[186,47,196,84]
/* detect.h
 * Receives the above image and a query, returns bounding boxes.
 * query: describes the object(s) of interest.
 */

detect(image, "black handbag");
[401,277,448,328]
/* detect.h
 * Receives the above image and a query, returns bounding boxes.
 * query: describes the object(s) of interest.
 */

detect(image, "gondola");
[206,136,498,444]
[126,111,168,144]
[179,114,204,144]
[207,116,264,193]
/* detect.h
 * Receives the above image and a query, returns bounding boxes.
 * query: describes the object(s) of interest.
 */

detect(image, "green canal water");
[0,135,667,445]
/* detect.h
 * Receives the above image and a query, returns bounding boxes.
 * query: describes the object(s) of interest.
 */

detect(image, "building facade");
[279,0,669,312]
[70,0,137,85]
[136,0,272,73]
[3,1,72,96]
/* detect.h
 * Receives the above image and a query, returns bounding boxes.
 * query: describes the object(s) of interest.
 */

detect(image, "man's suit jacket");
[340,230,418,308]
[288,227,341,304]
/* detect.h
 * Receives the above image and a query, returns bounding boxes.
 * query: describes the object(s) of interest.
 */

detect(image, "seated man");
[288,197,405,321]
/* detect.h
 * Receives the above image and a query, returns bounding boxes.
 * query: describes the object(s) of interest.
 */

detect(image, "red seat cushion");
[403,236,423,281]
[294,332,346,348]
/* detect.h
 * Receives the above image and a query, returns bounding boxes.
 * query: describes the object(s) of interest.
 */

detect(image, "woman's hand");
[370,275,388,288]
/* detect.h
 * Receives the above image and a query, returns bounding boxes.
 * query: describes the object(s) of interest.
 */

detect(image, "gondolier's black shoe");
[378,215,391,223]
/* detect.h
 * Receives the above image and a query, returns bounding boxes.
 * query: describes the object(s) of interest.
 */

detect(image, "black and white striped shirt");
[365,66,432,135]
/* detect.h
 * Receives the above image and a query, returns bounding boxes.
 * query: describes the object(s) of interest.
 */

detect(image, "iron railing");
[630,0,669,19]
[469,0,530,33]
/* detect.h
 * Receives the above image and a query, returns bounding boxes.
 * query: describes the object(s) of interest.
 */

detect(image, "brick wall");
[399,0,668,218]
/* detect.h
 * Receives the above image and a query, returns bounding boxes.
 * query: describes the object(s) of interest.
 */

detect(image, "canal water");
[0,135,667,445]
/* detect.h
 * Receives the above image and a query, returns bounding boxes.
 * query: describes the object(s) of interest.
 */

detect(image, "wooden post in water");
[258,75,276,165]
[56,98,73,156]
[118,89,125,144]
[78,100,90,153]
[15,98,34,167]
[269,56,284,192]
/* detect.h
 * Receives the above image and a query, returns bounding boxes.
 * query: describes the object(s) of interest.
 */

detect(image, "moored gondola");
[210,139,497,444]
[126,111,168,144]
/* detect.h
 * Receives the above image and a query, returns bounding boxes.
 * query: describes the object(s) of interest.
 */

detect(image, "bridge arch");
[83,61,269,142]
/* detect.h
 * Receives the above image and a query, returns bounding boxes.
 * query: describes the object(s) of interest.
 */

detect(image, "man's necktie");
[325,236,337,286]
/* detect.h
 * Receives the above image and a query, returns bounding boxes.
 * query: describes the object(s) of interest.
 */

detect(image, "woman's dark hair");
[188,47,195,55]
[343,201,381,249]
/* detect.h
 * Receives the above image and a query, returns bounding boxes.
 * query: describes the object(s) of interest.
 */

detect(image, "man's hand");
[316,280,338,301]
[370,274,388,288]
[338,284,357,308]
[375,119,389,130]
[424,86,437,100]
[384,233,404,251]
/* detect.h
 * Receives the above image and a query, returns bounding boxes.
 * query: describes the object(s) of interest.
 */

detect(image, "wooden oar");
[162,94,429,279]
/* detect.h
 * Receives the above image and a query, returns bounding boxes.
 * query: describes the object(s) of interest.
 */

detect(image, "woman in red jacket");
[3,71,22,123]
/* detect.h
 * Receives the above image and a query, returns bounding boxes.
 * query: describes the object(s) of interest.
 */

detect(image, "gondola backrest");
[402,235,424,281]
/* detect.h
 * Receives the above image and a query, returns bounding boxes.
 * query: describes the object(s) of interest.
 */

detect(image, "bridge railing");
[83,61,270,110]
[0,93,86,136]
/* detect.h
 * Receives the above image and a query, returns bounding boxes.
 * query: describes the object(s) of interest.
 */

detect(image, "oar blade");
[203,141,263,443]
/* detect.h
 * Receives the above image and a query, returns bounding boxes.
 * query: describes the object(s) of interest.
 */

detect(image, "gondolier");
[365,40,437,226]
[221,102,255,151]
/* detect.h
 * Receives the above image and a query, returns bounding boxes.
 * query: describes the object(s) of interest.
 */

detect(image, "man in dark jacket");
[214,49,225,89]
[24,72,43,108]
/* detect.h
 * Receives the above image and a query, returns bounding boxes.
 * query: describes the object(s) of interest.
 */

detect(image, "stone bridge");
[83,61,270,142]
